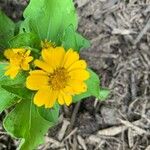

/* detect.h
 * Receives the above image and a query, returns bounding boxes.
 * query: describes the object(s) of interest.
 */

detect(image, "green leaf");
[0,87,19,113]
[1,60,60,149]
[2,82,60,123]
[98,88,110,100]
[0,63,27,112]
[62,25,90,51]
[0,62,27,86]
[38,103,60,123]
[3,99,52,150]
[9,33,40,49]
[20,0,77,44]
[86,69,101,97]
[0,11,15,49]
[1,85,33,100]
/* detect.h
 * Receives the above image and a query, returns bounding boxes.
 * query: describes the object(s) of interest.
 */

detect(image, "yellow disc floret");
[41,40,56,49]
[4,48,33,78]
[26,46,90,108]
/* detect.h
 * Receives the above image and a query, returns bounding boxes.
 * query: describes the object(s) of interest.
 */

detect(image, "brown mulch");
[0,0,150,149]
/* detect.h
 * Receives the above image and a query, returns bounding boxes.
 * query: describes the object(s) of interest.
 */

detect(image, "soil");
[0,0,150,150]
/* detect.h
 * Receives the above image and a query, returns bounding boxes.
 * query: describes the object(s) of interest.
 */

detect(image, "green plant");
[0,0,109,149]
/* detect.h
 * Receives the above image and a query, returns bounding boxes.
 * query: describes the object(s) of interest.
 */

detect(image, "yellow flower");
[4,48,33,78]
[41,40,56,49]
[26,46,90,108]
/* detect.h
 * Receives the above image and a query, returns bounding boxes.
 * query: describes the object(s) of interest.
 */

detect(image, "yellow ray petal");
[29,70,48,75]
[26,72,49,90]
[45,89,58,108]
[34,59,53,73]
[21,62,29,70]
[42,47,65,68]
[68,80,87,94]
[58,92,65,105]
[5,65,20,79]
[53,47,65,67]
[67,60,87,72]
[62,49,79,68]
[25,50,31,56]
[63,86,75,95]
[13,48,26,53]
[62,92,72,106]
[69,69,90,81]
[41,48,53,64]
[4,49,15,59]
[25,56,33,63]
[34,86,51,107]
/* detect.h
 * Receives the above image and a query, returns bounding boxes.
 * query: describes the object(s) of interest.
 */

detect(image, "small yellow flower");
[4,48,33,78]
[26,46,90,108]
[41,40,56,49]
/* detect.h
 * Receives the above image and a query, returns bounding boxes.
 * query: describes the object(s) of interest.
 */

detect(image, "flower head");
[41,40,56,49]
[26,46,90,108]
[4,48,33,78]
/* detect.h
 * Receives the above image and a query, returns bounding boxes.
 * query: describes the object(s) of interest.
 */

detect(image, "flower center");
[48,67,70,90]
[15,52,26,66]
[41,40,56,49]
[10,52,25,66]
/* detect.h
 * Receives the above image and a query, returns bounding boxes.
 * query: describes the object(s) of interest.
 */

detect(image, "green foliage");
[9,33,40,49]
[0,63,26,86]
[0,0,109,149]
[99,88,110,100]
[0,62,59,149]
[38,103,60,123]
[20,0,77,44]
[3,99,51,150]
[0,11,15,49]
[62,25,90,51]
[1,85,33,100]
[0,63,26,112]
[0,87,19,113]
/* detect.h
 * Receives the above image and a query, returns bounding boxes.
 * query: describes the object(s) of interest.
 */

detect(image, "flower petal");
[25,50,31,56]
[13,48,26,53]
[62,49,79,68]
[63,86,74,95]
[21,63,29,70]
[34,59,53,73]
[45,89,58,108]
[58,92,65,105]
[25,56,33,63]
[29,70,48,75]
[41,48,53,64]
[34,86,51,107]
[4,49,15,59]
[68,80,87,94]
[42,47,65,68]
[63,92,72,106]
[5,65,20,79]
[58,90,72,106]
[26,71,49,90]
[54,47,65,67]
[69,69,90,81]
[67,60,87,72]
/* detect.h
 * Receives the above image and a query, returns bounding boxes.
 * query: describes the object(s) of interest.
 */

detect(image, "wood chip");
[77,135,87,150]
[145,145,150,150]
[128,128,134,148]
[97,125,127,136]
[134,18,150,45]
[119,119,148,135]
[58,120,70,141]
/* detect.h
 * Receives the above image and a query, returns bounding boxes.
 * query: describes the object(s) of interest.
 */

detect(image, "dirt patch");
[0,0,150,149]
